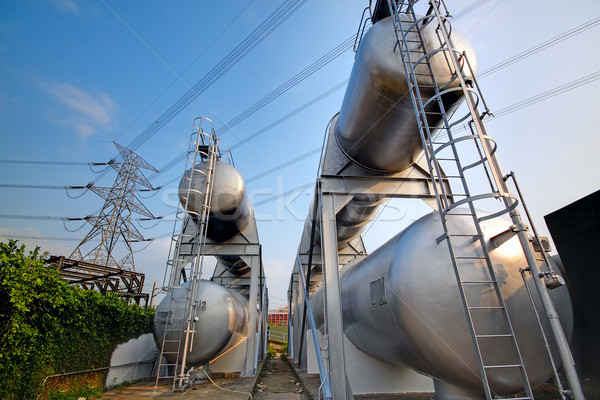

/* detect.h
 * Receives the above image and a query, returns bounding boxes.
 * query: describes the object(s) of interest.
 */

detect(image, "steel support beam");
[320,192,351,400]
[241,253,260,377]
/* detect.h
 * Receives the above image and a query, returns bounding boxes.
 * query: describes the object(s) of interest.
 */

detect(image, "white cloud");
[46,82,118,138]
[49,0,80,14]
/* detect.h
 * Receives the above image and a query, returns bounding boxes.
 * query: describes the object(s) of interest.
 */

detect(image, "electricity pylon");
[69,142,159,271]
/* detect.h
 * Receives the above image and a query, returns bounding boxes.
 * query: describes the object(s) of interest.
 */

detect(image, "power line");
[453,0,492,20]
[0,160,106,166]
[110,1,259,143]
[253,182,313,207]
[124,0,307,152]
[151,15,600,180]
[246,147,321,184]
[215,35,355,137]
[478,16,600,78]
[229,80,348,150]
[7,6,599,206]
[258,70,600,207]
[0,235,93,242]
[491,70,600,118]
[149,80,348,182]
[90,0,307,184]
[7,72,599,240]
[0,214,89,221]
[0,184,80,190]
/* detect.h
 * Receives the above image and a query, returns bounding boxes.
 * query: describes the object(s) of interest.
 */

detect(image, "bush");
[0,240,154,400]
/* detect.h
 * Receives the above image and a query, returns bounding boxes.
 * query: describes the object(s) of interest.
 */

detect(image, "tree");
[0,240,154,400]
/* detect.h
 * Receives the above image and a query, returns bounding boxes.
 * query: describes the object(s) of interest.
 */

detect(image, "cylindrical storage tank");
[306,195,387,250]
[179,161,251,243]
[335,15,476,172]
[312,211,573,397]
[218,254,251,276]
[153,280,248,366]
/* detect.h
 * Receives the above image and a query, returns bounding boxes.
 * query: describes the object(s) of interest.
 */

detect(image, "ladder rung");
[475,333,512,338]
[455,256,486,260]
[483,364,524,369]
[462,281,496,284]
[445,212,475,216]
[469,306,504,310]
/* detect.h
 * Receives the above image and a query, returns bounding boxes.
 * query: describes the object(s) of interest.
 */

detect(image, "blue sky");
[1,0,599,309]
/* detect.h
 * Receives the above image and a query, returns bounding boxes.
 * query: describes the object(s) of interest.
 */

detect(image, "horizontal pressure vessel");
[311,211,573,396]
[179,161,251,243]
[153,279,248,366]
[335,15,476,172]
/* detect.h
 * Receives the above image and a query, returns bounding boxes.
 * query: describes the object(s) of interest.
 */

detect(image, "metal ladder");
[386,1,534,398]
[154,117,219,391]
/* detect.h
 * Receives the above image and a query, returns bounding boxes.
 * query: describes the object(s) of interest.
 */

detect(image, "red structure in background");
[268,307,288,325]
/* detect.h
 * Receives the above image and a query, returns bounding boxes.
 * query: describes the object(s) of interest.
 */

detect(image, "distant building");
[268,307,288,325]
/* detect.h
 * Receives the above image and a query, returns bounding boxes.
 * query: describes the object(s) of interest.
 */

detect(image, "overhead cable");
[90,0,307,184]
[215,36,355,137]
[478,16,600,78]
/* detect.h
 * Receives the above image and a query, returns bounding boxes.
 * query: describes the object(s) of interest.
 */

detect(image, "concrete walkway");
[103,368,260,400]
[102,356,313,400]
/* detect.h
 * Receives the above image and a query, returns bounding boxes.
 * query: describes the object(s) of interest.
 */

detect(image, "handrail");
[296,254,333,400]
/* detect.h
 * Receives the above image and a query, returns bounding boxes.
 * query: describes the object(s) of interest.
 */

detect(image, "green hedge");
[0,240,155,400]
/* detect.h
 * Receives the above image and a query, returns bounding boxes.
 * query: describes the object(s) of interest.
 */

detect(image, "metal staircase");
[386,1,535,398]
[154,117,219,391]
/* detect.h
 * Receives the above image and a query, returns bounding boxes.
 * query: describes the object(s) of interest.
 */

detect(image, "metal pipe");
[287,277,295,360]
[505,171,558,278]
[298,180,320,367]
[520,268,567,400]
[297,254,333,400]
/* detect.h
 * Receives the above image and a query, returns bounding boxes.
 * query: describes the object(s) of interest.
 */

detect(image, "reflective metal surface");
[179,161,252,274]
[312,211,573,396]
[179,161,251,242]
[307,194,387,250]
[153,279,248,366]
[335,15,476,172]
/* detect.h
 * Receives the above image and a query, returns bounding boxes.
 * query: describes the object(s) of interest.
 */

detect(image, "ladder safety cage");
[155,117,220,391]
[386,1,541,398]
[386,1,584,399]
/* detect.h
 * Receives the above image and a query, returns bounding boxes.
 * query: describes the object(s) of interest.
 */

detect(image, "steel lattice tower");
[69,142,158,271]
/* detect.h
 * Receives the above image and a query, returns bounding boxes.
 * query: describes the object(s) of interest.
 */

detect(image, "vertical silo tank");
[179,160,251,243]
[311,211,573,397]
[153,279,248,366]
[334,15,477,172]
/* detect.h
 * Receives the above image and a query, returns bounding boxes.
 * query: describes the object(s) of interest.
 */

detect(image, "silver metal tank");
[311,210,573,397]
[306,195,387,250]
[153,279,248,366]
[335,15,476,172]
[179,160,251,243]
[179,161,252,274]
